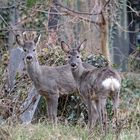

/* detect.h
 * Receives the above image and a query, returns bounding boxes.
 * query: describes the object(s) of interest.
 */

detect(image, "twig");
[114,19,140,33]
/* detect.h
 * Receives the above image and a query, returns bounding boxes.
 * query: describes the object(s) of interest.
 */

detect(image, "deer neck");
[72,63,85,84]
[26,58,42,82]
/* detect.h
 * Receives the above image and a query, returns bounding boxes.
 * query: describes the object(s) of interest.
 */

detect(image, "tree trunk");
[100,18,111,64]
[100,0,111,65]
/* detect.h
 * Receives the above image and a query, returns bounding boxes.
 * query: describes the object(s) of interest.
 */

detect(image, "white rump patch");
[102,77,120,91]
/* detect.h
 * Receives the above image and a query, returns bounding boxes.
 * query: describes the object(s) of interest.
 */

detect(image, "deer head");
[61,39,87,71]
[16,32,41,64]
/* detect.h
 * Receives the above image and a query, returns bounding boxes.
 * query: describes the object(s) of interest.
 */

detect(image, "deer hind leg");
[101,98,107,134]
[46,94,59,125]
[87,99,92,129]
[96,99,103,132]
[112,91,120,127]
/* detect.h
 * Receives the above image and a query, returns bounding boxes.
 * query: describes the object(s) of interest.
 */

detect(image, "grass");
[0,121,139,140]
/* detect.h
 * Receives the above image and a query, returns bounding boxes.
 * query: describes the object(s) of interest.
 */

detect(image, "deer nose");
[26,56,32,60]
[71,63,77,67]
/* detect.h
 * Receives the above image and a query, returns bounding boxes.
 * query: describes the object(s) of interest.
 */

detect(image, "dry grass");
[0,119,140,140]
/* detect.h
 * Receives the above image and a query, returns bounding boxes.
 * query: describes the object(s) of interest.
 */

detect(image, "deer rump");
[79,67,121,98]
[94,68,121,98]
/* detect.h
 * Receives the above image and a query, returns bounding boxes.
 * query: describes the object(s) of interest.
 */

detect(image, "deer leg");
[96,99,103,133]
[46,94,59,125]
[112,91,120,127]
[87,98,92,129]
[52,96,59,125]
[92,101,99,127]
[101,98,107,134]
[47,98,53,122]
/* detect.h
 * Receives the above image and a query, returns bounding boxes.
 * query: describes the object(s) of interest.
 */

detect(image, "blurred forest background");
[0,0,140,139]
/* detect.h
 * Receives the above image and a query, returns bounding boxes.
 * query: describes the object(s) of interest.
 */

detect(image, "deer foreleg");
[46,94,59,125]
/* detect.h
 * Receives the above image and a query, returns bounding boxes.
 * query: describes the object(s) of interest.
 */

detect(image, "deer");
[61,39,121,132]
[16,32,95,124]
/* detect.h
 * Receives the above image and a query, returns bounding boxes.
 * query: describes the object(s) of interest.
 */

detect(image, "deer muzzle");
[70,63,78,70]
[26,55,33,62]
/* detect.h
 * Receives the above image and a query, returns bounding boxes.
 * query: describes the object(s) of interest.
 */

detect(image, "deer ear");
[34,34,41,45]
[61,41,70,53]
[16,35,24,47]
[77,39,87,52]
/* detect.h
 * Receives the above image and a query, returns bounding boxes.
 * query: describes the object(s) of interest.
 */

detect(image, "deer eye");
[68,56,71,59]
[77,56,80,58]
[33,49,35,52]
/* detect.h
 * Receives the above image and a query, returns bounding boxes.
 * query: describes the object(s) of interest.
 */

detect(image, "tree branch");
[55,2,101,16]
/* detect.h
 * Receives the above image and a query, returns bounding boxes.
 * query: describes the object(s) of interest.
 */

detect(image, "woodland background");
[0,0,140,140]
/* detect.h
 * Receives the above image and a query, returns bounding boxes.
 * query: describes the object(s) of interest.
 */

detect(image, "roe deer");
[16,33,94,124]
[61,40,121,132]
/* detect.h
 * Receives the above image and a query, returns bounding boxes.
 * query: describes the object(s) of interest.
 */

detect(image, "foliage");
[38,46,67,66]
[119,73,140,129]
[84,54,108,68]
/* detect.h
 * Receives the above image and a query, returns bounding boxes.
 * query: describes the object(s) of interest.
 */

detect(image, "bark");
[100,0,111,65]
[100,14,111,64]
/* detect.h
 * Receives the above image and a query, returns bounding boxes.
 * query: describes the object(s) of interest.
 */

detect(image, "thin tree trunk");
[100,12,111,65]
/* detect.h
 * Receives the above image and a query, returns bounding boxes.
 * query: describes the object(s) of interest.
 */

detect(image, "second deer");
[61,40,121,132]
